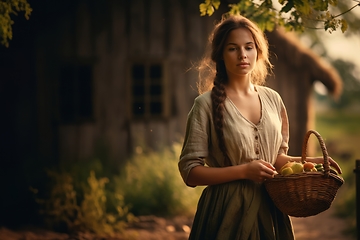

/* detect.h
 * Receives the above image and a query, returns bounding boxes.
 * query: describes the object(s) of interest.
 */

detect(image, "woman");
[178,15,342,240]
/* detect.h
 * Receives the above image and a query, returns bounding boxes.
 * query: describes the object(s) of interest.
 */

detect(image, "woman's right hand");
[245,160,278,183]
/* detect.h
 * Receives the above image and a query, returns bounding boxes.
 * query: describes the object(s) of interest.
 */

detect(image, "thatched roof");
[266,27,343,98]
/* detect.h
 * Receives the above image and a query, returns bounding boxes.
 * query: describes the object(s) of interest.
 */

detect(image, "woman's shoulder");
[256,85,282,100]
[194,91,212,106]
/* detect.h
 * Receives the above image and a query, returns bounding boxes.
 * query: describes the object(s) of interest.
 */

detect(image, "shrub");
[33,169,135,237]
[32,142,203,235]
[115,143,204,217]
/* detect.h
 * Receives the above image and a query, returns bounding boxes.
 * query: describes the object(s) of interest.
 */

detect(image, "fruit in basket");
[279,162,294,172]
[315,163,324,172]
[303,162,316,172]
[279,161,305,175]
[281,167,293,176]
[291,162,304,173]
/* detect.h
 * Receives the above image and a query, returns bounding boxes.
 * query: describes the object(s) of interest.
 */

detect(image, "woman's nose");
[238,50,247,59]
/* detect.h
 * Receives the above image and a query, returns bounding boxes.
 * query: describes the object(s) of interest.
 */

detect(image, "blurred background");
[0,0,359,238]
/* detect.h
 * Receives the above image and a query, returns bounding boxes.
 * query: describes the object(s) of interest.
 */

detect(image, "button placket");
[254,127,260,159]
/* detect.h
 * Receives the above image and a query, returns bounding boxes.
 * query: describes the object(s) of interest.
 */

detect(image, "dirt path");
[0,208,355,240]
[291,207,355,240]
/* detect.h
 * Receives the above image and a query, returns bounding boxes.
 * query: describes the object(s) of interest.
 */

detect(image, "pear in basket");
[281,167,293,176]
[279,162,294,172]
[291,162,304,174]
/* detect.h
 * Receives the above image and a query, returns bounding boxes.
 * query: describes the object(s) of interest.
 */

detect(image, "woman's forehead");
[225,28,255,45]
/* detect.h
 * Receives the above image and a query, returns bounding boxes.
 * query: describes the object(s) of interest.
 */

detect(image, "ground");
[0,207,356,240]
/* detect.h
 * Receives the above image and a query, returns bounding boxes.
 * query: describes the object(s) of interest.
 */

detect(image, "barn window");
[59,64,93,124]
[129,61,168,119]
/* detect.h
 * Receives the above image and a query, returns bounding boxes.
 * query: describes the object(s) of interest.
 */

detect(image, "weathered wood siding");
[35,0,338,164]
[36,0,218,163]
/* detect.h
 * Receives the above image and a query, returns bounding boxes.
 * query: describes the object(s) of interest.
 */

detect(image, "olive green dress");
[178,86,295,240]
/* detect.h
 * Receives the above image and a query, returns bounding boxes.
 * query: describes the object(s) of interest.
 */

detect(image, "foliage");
[200,0,221,16]
[115,143,204,217]
[199,0,359,33]
[31,143,203,236]
[0,0,32,47]
[32,168,135,237]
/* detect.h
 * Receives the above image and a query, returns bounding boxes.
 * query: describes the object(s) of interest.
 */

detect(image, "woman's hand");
[245,160,278,183]
[307,156,342,174]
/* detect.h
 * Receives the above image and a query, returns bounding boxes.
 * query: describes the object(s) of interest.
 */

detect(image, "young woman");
[178,15,342,240]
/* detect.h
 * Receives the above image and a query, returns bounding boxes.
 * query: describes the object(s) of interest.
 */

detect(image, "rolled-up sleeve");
[178,96,211,186]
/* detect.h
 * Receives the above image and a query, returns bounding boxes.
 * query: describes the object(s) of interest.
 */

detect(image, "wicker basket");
[264,130,344,217]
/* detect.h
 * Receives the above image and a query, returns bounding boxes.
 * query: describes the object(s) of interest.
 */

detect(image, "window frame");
[126,59,169,120]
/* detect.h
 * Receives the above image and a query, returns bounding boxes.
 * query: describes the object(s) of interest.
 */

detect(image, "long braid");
[211,61,232,166]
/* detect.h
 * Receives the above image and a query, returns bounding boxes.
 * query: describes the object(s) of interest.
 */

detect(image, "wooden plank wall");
[50,0,217,163]
[37,0,326,164]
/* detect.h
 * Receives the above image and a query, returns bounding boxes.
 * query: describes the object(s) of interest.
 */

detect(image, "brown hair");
[197,15,272,166]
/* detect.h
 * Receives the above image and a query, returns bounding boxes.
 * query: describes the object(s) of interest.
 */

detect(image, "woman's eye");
[246,47,253,50]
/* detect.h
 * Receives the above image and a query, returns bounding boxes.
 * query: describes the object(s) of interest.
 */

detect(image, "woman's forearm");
[186,165,247,187]
[186,159,278,187]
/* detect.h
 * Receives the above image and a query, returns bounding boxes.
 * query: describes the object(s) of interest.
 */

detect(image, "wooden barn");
[0,0,343,226]
[2,0,342,167]
[266,28,342,154]
[32,0,342,164]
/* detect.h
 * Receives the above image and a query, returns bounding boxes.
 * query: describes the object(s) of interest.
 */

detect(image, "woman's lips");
[237,62,249,67]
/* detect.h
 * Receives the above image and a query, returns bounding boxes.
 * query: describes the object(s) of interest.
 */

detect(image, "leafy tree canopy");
[200,0,360,33]
[0,0,32,47]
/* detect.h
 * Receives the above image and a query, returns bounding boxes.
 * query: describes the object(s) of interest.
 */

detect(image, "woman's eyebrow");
[226,42,255,46]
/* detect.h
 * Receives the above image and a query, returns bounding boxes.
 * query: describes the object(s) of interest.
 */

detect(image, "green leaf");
[212,0,221,9]
[293,0,311,15]
[341,19,348,33]
[199,3,208,16]
[207,6,215,16]
[313,0,328,11]
[328,0,338,7]
[199,0,220,16]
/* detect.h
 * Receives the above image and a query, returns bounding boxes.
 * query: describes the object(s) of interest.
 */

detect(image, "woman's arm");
[186,160,278,187]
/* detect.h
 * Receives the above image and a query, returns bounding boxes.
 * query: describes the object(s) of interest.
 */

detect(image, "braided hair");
[197,15,272,166]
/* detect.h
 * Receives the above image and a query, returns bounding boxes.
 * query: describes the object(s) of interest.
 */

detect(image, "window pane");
[150,101,162,115]
[133,101,145,116]
[150,64,161,83]
[59,65,75,123]
[132,64,145,83]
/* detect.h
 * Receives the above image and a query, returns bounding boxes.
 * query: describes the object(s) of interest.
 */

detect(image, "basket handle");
[301,130,330,177]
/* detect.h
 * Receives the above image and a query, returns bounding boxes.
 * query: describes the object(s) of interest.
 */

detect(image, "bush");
[115,143,204,217]
[33,168,135,237]
[32,142,203,235]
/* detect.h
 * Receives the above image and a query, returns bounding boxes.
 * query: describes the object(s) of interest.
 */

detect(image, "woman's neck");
[226,77,255,96]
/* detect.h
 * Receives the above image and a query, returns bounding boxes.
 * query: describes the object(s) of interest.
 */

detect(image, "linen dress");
[178,86,295,240]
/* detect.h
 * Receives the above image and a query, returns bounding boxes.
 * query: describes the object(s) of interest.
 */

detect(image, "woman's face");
[222,28,258,79]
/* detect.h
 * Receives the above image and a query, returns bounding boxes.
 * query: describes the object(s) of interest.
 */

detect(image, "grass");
[314,110,360,237]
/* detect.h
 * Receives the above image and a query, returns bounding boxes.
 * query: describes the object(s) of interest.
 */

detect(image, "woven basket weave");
[264,130,344,217]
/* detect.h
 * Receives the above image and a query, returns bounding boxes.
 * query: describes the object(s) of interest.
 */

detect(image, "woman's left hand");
[307,156,342,174]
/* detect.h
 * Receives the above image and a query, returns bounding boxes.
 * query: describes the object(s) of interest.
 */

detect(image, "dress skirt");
[188,180,295,240]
